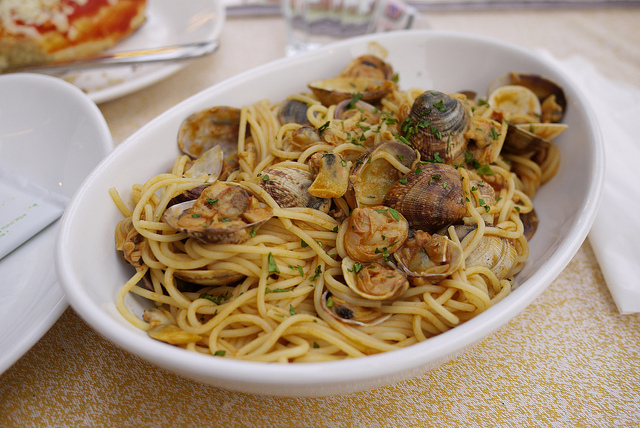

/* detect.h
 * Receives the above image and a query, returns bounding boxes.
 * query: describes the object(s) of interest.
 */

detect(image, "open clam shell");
[487,72,567,121]
[341,257,409,301]
[487,85,541,123]
[308,76,394,107]
[174,268,245,286]
[177,106,243,175]
[338,55,394,81]
[394,231,464,285]
[347,141,417,208]
[183,145,224,180]
[320,291,391,327]
[258,165,331,213]
[163,182,273,245]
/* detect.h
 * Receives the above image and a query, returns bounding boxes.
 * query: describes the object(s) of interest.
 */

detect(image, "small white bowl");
[56,30,604,397]
[0,73,112,374]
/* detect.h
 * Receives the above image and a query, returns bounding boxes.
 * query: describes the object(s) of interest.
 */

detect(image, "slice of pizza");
[0,0,147,71]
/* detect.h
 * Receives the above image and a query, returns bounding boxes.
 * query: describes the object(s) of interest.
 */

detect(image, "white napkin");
[538,50,640,314]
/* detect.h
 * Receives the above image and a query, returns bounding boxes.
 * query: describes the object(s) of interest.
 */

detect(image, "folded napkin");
[538,50,640,314]
[0,168,68,260]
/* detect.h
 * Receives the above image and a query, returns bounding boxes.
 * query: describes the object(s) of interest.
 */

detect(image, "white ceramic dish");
[56,30,604,396]
[0,74,112,374]
[58,0,225,104]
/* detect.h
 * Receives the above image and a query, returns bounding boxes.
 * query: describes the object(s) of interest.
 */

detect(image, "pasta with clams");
[110,53,566,362]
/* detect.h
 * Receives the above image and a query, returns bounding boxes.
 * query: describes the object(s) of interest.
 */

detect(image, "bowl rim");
[56,29,605,395]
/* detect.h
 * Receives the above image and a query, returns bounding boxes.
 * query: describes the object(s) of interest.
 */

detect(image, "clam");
[167,184,208,207]
[177,106,243,173]
[401,90,472,163]
[343,206,409,263]
[143,308,202,345]
[501,122,568,155]
[347,141,418,208]
[183,145,224,179]
[487,85,541,123]
[454,225,518,280]
[469,179,496,225]
[394,230,464,285]
[342,256,409,301]
[308,76,394,107]
[289,125,323,150]
[174,268,245,286]
[115,217,145,271]
[278,99,311,125]
[521,208,539,241]
[258,165,331,213]
[163,182,273,245]
[487,72,567,122]
[321,291,391,327]
[339,55,394,80]
[464,115,505,165]
[334,99,381,123]
[384,163,467,234]
[307,152,350,199]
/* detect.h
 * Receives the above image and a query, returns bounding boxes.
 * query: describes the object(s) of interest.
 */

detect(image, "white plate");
[0,74,112,374]
[58,0,225,104]
[57,30,604,396]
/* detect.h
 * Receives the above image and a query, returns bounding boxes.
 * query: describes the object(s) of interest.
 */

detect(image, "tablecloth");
[1,7,639,427]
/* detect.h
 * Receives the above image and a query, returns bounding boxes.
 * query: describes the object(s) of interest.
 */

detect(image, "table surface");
[2,7,640,427]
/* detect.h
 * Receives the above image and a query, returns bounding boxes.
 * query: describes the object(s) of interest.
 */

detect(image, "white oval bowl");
[56,30,604,397]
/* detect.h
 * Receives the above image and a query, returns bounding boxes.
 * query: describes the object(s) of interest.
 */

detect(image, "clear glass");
[283,0,416,56]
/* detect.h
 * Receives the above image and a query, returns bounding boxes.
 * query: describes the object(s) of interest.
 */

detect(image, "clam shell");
[339,55,394,80]
[341,257,409,301]
[384,163,466,234]
[308,77,394,107]
[258,166,331,213]
[347,141,418,208]
[394,231,464,285]
[466,234,518,280]
[307,153,350,199]
[177,106,242,160]
[183,145,224,179]
[402,90,471,163]
[320,291,391,327]
[163,183,273,245]
[487,72,567,121]
[174,268,245,286]
[453,225,518,280]
[487,85,541,122]
[277,99,311,125]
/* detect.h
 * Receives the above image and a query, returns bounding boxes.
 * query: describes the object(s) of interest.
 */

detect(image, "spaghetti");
[111,54,564,362]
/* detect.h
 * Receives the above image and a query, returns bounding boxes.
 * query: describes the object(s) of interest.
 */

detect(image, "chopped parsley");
[267,252,280,274]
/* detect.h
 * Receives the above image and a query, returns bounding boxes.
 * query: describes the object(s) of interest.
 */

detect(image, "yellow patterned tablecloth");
[2,8,640,427]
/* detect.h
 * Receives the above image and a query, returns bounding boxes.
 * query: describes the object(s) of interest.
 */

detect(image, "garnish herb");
[318,121,331,133]
[388,207,400,221]
[476,164,494,175]
[433,99,447,111]
[310,266,322,281]
[267,252,280,274]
